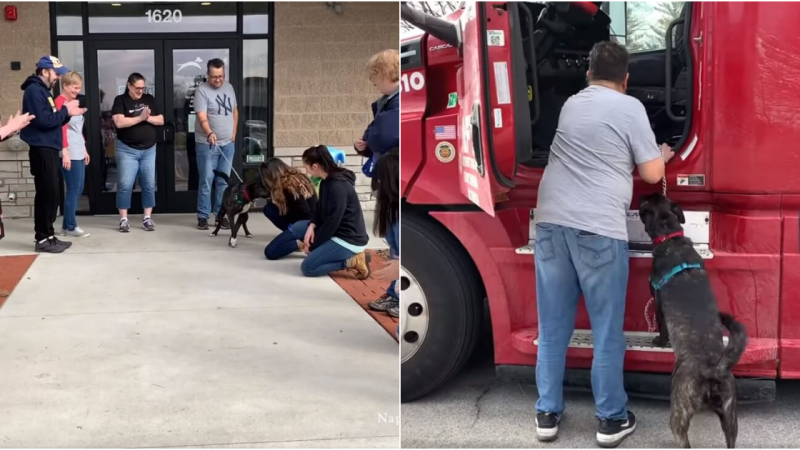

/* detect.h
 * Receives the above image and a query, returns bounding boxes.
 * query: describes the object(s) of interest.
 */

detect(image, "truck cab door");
[458,2,529,216]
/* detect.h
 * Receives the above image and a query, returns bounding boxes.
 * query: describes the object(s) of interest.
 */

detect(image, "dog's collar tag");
[651,263,703,291]
[653,231,684,246]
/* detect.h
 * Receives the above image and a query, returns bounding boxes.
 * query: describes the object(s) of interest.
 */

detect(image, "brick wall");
[273,2,399,149]
[0,2,51,218]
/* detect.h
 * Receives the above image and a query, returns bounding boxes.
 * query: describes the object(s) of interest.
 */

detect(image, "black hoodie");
[20,75,71,151]
[311,169,369,252]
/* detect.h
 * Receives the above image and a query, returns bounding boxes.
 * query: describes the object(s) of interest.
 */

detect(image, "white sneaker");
[61,227,90,238]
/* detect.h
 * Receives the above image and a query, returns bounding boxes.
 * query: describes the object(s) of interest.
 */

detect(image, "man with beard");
[20,56,85,253]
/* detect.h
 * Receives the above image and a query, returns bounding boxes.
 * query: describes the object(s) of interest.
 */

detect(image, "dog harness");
[233,188,251,207]
[651,263,703,291]
[651,231,702,290]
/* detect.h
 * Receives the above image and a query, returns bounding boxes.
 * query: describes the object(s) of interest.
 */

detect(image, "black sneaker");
[197,218,209,230]
[597,410,636,448]
[217,216,230,230]
[51,236,72,248]
[35,237,66,254]
[535,412,561,442]
[368,294,398,312]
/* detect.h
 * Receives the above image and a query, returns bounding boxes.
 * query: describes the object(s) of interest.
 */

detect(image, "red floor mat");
[329,249,398,341]
[0,255,37,310]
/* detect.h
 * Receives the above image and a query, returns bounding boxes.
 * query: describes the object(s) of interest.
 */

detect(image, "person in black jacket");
[283,145,370,279]
[21,56,86,253]
[262,158,318,260]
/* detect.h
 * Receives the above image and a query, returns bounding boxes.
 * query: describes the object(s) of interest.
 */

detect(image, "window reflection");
[242,40,269,163]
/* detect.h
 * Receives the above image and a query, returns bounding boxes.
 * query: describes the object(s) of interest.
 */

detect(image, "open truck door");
[456,2,531,216]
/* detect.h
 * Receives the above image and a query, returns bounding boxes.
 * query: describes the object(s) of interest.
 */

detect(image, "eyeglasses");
[131,86,145,92]
[208,75,224,80]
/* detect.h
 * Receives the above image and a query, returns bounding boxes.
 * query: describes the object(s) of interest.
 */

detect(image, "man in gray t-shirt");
[532,42,674,446]
[194,58,238,230]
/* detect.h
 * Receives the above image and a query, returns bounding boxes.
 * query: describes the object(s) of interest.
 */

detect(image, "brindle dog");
[210,170,268,247]
[639,193,748,448]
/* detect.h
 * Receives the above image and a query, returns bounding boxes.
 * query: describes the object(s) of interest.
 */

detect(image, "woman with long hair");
[283,145,370,279]
[368,149,400,318]
[262,157,318,260]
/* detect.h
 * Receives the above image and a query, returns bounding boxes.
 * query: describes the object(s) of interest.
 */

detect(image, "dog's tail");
[213,170,229,183]
[704,312,748,380]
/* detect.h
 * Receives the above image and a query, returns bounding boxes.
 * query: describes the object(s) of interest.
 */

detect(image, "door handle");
[158,122,175,143]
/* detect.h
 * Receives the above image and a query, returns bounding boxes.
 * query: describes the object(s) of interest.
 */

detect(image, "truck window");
[605,2,687,53]
[520,1,691,167]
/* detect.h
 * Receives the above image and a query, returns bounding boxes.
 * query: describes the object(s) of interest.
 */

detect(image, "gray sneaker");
[368,294,398,312]
[119,218,130,233]
[387,306,399,318]
[61,226,90,238]
[142,217,155,231]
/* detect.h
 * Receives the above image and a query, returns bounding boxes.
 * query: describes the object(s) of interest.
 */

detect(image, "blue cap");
[37,56,69,76]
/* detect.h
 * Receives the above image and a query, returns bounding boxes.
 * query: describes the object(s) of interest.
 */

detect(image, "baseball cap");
[37,56,69,76]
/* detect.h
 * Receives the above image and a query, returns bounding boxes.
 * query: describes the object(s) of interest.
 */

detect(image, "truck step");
[515,244,714,259]
[532,329,728,353]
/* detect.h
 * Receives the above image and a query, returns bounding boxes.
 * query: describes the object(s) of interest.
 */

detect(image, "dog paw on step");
[229,237,237,248]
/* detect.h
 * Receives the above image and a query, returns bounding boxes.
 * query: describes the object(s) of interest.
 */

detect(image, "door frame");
[162,39,241,214]
[85,39,167,215]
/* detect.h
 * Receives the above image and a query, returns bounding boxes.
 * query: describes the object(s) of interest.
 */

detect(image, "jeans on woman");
[116,140,156,210]
[265,220,356,277]
[263,202,301,260]
[61,161,85,231]
[196,141,234,219]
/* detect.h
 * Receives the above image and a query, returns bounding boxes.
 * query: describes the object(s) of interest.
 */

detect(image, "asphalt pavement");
[401,329,800,448]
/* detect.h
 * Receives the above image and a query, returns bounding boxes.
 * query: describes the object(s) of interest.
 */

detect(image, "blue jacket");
[358,90,399,176]
[20,75,70,151]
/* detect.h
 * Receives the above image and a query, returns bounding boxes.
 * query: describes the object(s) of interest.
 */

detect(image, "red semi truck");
[399,1,800,402]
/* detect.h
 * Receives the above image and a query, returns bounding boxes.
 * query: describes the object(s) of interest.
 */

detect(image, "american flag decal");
[434,125,456,140]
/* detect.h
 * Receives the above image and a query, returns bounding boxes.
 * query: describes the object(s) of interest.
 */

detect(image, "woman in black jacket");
[289,145,370,279]
[262,158,318,260]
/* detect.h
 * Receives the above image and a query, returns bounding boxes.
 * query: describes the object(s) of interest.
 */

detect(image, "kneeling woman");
[262,158,318,259]
[292,145,370,279]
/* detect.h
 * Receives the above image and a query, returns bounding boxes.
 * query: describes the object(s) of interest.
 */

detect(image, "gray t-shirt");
[194,82,237,146]
[535,85,661,241]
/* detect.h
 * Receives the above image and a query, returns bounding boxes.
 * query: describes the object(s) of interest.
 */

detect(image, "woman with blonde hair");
[262,158,318,260]
[55,71,90,237]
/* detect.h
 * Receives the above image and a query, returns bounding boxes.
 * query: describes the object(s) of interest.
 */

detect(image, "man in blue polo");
[20,56,85,253]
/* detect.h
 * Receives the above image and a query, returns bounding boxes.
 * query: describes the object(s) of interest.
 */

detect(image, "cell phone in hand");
[78,94,87,109]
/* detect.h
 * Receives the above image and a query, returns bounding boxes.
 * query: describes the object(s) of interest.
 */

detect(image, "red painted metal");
[402,2,800,382]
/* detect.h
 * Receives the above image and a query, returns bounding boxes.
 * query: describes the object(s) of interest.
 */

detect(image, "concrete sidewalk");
[0,214,398,448]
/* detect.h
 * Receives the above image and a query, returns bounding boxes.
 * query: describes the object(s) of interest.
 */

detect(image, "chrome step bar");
[532,329,728,353]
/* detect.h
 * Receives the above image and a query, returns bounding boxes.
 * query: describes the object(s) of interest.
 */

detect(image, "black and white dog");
[639,192,748,449]
[210,170,268,248]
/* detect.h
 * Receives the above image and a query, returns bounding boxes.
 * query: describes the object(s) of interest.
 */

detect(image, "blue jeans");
[61,160,85,231]
[534,223,629,420]
[196,141,234,219]
[263,201,291,232]
[270,220,356,277]
[385,220,399,299]
[263,202,301,260]
[116,141,156,210]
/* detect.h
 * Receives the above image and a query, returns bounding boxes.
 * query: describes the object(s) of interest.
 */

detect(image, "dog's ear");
[670,201,686,224]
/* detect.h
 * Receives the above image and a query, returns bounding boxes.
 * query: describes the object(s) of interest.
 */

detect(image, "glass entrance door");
[86,40,239,214]
[163,40,240,214]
